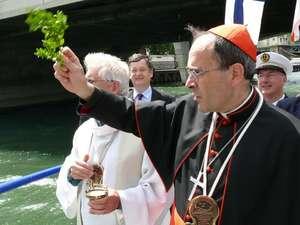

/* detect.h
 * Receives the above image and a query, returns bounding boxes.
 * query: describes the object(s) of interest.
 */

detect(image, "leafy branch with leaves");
[25,9,69,63]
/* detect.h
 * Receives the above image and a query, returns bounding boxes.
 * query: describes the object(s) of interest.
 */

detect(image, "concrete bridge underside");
[0,0,297,108]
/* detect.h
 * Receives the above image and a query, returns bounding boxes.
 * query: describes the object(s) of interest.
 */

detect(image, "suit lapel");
[151,88,160,101]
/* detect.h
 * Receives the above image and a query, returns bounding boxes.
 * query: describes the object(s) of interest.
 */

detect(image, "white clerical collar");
[133,86,152,102]
[273,94,286,106]
[220,86,254,118]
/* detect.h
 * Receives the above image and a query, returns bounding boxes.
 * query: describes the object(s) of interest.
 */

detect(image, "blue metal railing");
[0,165,61,194]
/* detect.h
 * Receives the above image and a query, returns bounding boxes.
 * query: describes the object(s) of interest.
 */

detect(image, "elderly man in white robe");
[56,52,173,225]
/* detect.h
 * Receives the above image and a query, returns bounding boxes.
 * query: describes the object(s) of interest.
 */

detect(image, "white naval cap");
[256,52,293,75]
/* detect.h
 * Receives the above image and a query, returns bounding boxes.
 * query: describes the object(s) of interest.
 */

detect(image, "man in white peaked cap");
[256,51,293,105]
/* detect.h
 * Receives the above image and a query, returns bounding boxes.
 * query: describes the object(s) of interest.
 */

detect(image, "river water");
[0,100,80,225]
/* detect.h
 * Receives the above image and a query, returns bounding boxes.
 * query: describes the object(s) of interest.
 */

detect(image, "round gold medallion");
[188,195,219,225]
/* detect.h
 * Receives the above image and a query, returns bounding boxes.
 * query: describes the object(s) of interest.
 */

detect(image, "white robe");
[56,118,174,225]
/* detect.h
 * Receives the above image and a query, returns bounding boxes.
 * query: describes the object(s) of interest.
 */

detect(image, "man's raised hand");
[53,46,94,100]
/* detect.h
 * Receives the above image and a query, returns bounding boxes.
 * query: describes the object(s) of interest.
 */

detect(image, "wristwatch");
[67,168,82,186]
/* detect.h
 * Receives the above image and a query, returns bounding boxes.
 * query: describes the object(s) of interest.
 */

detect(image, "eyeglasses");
[87,79,114,84]
[256,72,285,80]
[185,67,223,79]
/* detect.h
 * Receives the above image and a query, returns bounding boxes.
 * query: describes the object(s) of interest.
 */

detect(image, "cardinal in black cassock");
[55,24,300,225]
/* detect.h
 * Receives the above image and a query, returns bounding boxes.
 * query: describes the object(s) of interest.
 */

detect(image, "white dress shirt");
[133,86,152,103]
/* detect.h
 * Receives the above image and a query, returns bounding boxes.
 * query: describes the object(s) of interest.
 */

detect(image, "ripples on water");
[0,100,78,225]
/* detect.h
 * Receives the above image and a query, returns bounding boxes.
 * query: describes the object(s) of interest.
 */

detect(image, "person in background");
[256,51,300,118]
[127,53,175,103]
[256,51,292,105]
[56,52,173,225]
[53,24,300,225]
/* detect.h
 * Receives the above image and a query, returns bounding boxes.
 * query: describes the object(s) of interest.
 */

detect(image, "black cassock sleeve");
[80,88,178,190]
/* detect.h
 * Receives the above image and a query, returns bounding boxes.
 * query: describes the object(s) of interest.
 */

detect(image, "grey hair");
[84,53,130,96]
[186,25,256,81]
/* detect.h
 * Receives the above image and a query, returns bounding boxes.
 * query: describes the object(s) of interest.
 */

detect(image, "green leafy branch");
[25,9,69,63]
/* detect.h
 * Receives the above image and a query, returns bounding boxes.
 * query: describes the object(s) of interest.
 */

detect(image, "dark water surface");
[0,100,79,225]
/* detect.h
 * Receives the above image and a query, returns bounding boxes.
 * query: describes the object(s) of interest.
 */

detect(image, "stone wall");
[0,81,75,109]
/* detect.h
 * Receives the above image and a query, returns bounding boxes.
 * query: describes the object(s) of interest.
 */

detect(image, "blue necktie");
[137,93,143,101]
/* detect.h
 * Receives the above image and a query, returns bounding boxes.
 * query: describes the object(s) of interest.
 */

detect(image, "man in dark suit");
[127,53,175,103]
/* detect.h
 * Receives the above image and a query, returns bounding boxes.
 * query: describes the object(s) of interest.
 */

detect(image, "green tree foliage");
[25,9,69,63]
[147,43,175,55]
